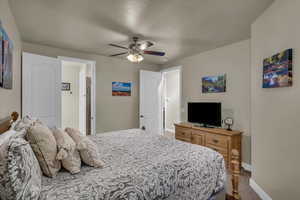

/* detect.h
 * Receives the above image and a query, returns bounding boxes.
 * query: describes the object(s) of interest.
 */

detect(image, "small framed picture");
[62,82,71,91]
[112,81,131,96]
[202,74,226,93]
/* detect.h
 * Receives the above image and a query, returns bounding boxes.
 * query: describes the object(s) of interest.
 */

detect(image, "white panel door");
[140,70,162,135]
[22,52,61,127]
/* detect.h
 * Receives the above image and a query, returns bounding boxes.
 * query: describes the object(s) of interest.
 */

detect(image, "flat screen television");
[188,102,222,127]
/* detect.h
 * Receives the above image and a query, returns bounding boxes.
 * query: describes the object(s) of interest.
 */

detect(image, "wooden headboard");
[0,112,19,134]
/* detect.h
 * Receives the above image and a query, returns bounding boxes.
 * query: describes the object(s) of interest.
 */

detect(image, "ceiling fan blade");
[109,52,128,57]
[143,50,165,56]
[109,44,128,50]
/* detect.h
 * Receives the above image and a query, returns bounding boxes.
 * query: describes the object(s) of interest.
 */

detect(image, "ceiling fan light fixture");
[127,53,144,63]
[139,43,148,50]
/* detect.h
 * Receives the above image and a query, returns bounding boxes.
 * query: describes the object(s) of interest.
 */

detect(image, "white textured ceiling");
[9,0,273,65]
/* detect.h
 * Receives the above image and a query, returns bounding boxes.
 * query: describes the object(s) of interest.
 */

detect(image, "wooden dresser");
[175,123,242,168]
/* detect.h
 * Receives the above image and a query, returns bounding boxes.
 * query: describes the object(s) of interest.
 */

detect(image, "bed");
[0,112,240,200]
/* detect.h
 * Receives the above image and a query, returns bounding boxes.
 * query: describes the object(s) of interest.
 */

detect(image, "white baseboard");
[165,128,175,133]
[241,162,252,172]
[249,178,272,200]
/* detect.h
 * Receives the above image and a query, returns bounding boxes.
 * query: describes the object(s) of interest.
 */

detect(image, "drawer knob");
[213,139,219,143]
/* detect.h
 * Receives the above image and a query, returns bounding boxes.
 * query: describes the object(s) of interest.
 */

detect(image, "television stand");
[174,122,242,170]
[193,124,215,128]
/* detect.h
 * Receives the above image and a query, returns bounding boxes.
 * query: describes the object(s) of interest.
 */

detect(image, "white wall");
[251,0,300,199]
[23,42,160,133]
[164,70,180,132]
[162,40,251,164]
[0,0,22,118]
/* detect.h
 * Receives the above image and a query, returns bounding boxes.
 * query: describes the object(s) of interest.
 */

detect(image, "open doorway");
[59,57,96,135]
[162,67,181,133]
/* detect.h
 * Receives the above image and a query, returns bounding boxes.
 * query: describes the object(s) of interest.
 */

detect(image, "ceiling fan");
[109,36,166,63]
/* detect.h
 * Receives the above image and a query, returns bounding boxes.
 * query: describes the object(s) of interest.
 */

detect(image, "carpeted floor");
[163,131,260,200]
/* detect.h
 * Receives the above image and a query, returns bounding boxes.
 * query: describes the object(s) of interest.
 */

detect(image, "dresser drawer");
[206,133,228,148]
[175,127,192,141]
[191,130,205,145]
[206,144,228,155]
[191,134,204,145]
[207,144,229,166]
[177,137,191,143]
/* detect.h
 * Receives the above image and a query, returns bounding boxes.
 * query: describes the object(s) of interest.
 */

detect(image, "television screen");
[188,102,221,127]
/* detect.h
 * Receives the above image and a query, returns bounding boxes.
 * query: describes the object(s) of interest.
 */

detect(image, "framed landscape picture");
[112,82,131,96]
[0,25,3,88]
[202,74,226,93]
[263,49,293,88]
[0,21,13,89]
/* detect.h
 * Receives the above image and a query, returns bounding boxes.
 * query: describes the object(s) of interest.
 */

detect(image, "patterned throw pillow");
[11,115,37,131]
[26,123,61,177]
[65,128,104,168]
[52,128,81,174]
[7,137,42,200]
[0,129,26,200]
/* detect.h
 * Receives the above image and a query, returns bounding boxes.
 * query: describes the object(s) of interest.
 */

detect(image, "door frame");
[58,56,96,135]
[78,66,86,135]
[160,66,182,133]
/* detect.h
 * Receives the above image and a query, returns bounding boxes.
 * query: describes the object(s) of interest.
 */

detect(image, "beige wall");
[164,70,180,131]
[251,0,300,198]
[0,0,22,118]
[162,40,251,164]
[23,42,159,133]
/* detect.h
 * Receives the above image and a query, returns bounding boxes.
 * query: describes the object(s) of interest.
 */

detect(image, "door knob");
[140,115,144,118]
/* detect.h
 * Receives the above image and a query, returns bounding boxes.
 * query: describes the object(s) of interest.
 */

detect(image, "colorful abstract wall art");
[0,21,13,89]
[263,49,292,88]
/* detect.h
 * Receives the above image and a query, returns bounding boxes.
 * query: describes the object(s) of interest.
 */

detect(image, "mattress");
[40,129,226,200]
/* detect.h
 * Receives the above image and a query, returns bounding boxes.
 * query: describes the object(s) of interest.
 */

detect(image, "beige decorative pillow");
[65,128,104,168]
[26,124,61,177]
[52,128,81,174]
[64,128,87,150]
